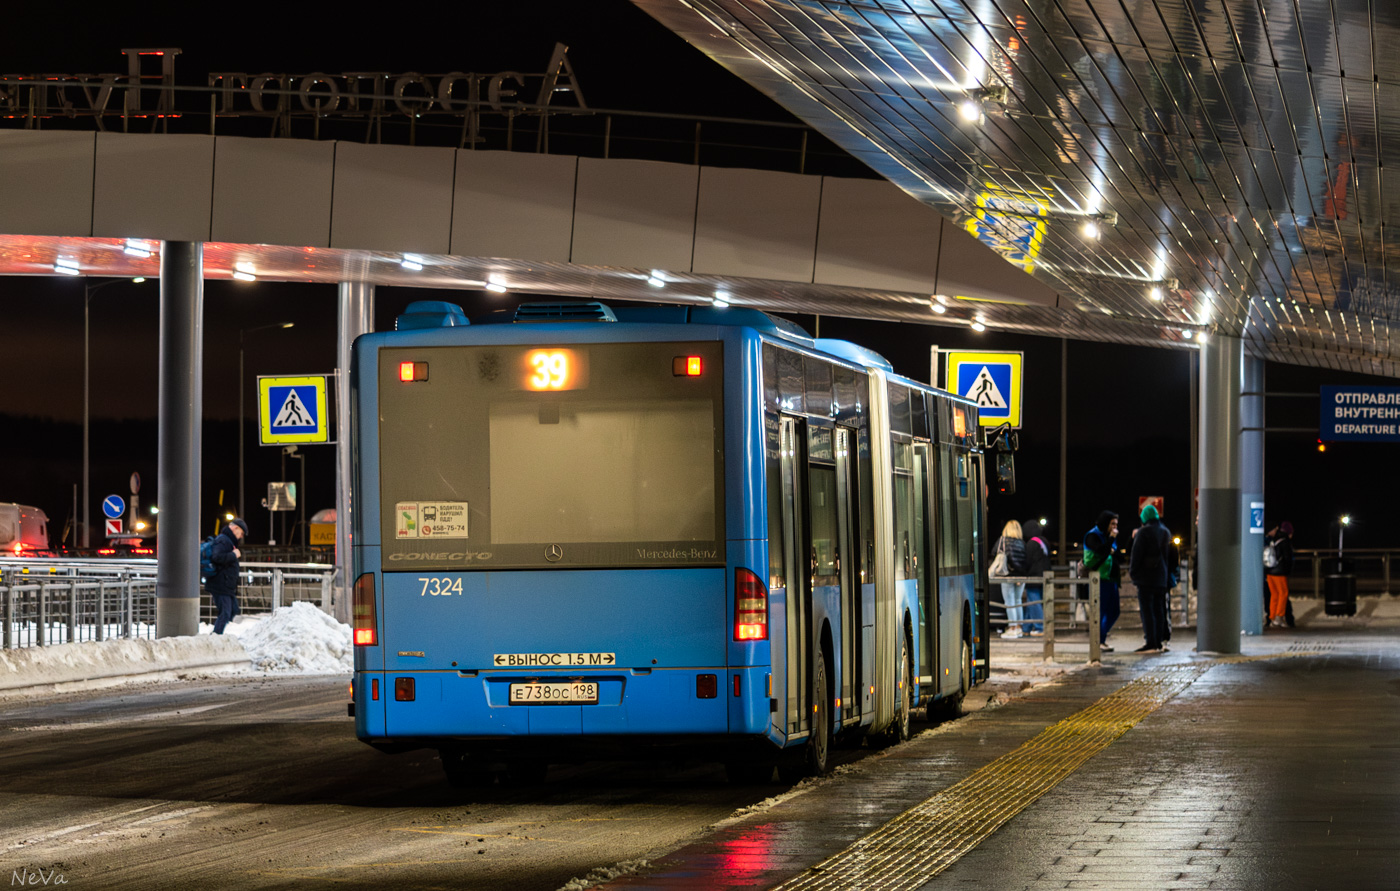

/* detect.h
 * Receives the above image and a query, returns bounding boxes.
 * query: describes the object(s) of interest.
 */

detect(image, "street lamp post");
[239,322,294,539]
[83,277,146,549]
[1338,514,1351,571]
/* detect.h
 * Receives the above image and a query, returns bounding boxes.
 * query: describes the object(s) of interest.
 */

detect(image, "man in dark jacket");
[208,518,248,634]
[1083,510,1121,652]
[1021,519,1052,636]
[1129,504,1177,653]
[1266,521,1295,628]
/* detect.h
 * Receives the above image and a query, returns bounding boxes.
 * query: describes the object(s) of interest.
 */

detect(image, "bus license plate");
[509,682,598,705]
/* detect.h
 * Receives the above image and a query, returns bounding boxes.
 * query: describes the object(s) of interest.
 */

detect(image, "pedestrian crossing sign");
[943,351,1023,428]
[258,375,330,444]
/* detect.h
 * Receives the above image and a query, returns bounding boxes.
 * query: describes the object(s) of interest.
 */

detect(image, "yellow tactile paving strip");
[775,662,1227,891]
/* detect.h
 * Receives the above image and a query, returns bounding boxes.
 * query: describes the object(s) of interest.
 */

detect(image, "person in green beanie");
[1128,503,1176,653]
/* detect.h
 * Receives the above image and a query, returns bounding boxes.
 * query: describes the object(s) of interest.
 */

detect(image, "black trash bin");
[1324,573,1357,616]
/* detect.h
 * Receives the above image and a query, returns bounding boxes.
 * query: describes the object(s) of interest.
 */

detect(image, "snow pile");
[557,859,650,891]
[0,634,247,693]
[226,601,352,674]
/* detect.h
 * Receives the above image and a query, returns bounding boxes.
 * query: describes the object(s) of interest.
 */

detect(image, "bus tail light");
[353,572,377,647]
[734,568,768,641]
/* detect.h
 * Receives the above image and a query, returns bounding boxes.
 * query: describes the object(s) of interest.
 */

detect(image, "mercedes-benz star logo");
[545,544,564,562]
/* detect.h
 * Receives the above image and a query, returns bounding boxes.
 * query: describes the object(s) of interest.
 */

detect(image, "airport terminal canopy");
[636,0,1400,376]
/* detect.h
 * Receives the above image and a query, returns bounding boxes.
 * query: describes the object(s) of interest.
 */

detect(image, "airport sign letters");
[1320,386,1400,442]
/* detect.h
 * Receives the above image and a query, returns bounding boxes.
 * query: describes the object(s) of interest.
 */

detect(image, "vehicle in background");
[0,503,51,555]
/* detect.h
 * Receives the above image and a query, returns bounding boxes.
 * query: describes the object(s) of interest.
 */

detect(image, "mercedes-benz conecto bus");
[349,300,989,784]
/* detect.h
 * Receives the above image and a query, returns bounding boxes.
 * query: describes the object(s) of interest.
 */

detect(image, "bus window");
[805,359,832,420]
[808,426,839,588]
[378,341,725,570]
[888,382,911,437]
[938,443,959,572]
[892,438,914,579]
[766,412,785,591]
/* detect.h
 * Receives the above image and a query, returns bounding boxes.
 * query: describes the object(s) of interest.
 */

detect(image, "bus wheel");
[874,633,912,747]
[892,632,913,742]
[439,748,492,788]
[806,651,832,775]
[777,651,832,782]
[724,761,776,785]
[930,637,974,724]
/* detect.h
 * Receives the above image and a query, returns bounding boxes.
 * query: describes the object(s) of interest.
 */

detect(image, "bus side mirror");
[995,451,1016,495]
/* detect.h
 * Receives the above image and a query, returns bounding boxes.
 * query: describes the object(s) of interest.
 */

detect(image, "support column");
[1197,333,1242,653]
[155,241,204,638]
[333,282,374,623]
[1240,356,1265,634]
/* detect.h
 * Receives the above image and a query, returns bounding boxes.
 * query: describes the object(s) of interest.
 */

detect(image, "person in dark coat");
[1021,519,1052,636]
[208,518,248,634]
[1266,521,1295,628]
[1128,504,1177,653]
[1083,510,1121,652]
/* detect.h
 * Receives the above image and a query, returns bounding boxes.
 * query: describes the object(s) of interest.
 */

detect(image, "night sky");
[1,1,1394,551]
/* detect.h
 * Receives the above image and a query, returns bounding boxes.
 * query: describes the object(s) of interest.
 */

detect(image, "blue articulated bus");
[349,299,990,784]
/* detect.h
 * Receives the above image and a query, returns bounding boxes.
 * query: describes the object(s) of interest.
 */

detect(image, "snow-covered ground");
[0,601,352,695]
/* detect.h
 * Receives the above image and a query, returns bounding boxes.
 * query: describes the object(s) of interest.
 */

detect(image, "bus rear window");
[377,341,725,570]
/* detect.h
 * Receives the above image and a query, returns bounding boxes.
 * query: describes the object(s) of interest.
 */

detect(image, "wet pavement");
[600,595,1400,890]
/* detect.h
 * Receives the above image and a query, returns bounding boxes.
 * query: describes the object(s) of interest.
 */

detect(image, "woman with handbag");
[992,520,1029,639]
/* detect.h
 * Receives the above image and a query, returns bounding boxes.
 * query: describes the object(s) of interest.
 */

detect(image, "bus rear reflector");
[734,568,768,641]
[696,674,717,698]
[353,572,377,647]
[395,677,415,701]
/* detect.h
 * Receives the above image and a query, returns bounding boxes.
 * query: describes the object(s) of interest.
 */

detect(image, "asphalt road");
[0,676,791,890]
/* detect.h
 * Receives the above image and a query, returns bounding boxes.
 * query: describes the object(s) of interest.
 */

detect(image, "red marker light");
[399,362,414,382]
[673,356,704,376]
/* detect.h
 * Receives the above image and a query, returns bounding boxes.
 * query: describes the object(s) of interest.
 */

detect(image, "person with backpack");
[1021,519,1051,636]
[207,518,248,634]
[1128,504,1177,653]
[1082,510,1121,652]
[1265,521,1295,628]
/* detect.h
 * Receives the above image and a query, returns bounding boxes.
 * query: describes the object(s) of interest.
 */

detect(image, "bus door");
[969,452,990,680]
[914,442,938,687]
[805,424,844,735]
[832,426,859,725]
[772,416,810,743]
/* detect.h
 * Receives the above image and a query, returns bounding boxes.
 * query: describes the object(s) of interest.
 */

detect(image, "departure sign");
[523,349,587,391]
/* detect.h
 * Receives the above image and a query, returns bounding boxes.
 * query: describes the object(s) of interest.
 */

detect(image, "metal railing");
[990,574,1102,663]
[0,558,335,650]
[0,80,870,179]
[990,562,1198,663]
[1297,548,1397,597]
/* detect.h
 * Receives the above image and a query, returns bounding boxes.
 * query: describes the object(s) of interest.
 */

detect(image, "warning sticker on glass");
[395,502,469,539]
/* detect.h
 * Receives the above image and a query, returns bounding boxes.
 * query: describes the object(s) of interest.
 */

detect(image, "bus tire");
[806,650,832,776]
[874,631,912,746]
[439,748,492,788]
[778,650,832,781]
[892,631,913,742]
[929,637,974,724]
